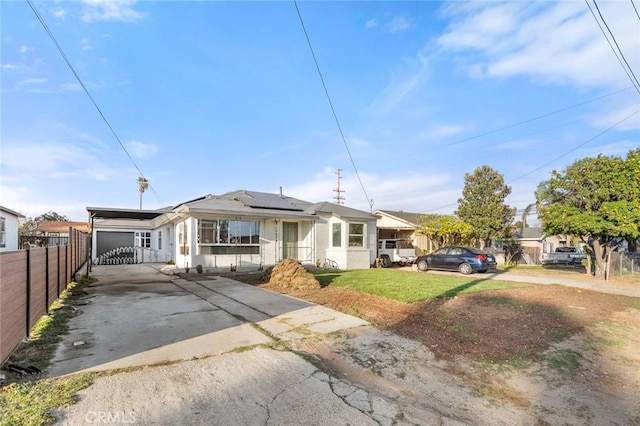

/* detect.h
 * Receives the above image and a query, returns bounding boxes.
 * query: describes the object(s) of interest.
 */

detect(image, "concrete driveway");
[48,264,368,377]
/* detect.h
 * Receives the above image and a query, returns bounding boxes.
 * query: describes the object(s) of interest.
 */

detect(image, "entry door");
[282,222,298,260]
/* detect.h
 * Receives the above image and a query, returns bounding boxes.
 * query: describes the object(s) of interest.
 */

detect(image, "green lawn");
[313,269,522,303]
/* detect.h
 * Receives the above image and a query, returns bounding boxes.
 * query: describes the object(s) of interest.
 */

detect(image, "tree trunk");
[592,239,609,280]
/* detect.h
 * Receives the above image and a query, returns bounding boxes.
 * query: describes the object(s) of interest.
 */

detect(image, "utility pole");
[333,169,345,205]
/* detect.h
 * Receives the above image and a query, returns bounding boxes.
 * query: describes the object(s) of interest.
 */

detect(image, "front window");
[332,223,341,247]
[348,223,365,247]
[0,217,5,248]
[135,231,151,248]
[198,219,260,255]
[178,222,189,255]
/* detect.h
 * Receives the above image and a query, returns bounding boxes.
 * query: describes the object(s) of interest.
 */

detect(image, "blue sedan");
[415,246,497,275]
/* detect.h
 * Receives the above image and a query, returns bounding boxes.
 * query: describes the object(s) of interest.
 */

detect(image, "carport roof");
[87,207,169,220]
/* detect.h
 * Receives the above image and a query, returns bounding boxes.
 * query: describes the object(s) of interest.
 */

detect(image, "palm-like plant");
[137,177,149,209]
[521,203,535,231]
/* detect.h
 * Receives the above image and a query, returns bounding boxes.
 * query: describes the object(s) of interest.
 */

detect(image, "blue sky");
[1,0,639,222]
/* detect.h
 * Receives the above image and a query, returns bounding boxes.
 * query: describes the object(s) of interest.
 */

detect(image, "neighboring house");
[514,227,571,264]
[0,206,24,252]
[33,221,90,246]
[374,210,437,256]
[88,190,378,271]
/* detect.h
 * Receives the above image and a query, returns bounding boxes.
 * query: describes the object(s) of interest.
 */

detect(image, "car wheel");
[381,255,391,268]
[417,260,429,272]
[458,263,473,275]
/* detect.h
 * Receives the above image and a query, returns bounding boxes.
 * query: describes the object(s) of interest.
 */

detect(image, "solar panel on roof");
[237,194,304,211]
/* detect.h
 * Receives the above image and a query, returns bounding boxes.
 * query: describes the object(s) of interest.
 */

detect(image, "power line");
[507,108,640,184]
[592,0,640,90]
[414,102,637,166]
[25,0,165,207]
[430,87,634,150]
[424,108,640,213]
[293,0,373,211]
[585,0,640,94]
[632,0,640,21]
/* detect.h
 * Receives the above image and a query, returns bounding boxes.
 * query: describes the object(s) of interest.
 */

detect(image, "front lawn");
[312,269,522,302]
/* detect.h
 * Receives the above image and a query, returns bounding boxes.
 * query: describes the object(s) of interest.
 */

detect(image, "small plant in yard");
[545,349,582,375]
[196,264,203,274]
[0,275,98,425]
[167,259,175,265]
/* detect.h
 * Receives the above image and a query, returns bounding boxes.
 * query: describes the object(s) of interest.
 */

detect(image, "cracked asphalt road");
[53,347,409,426]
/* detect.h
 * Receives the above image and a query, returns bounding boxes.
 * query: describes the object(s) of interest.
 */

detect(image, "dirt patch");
[225,270,640,424]
[261,259,321,290]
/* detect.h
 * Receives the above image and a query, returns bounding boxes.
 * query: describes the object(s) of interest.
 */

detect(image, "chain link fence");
[609,252,640,277]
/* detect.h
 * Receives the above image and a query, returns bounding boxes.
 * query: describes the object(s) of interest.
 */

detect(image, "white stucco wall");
[0,212,21,252]
[186,218,317,271]
[320,215,376,270]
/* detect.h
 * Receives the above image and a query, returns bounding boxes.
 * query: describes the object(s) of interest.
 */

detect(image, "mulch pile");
[261,259,321,290]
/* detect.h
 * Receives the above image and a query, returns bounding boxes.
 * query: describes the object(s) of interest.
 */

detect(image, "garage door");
[96,231,135,257]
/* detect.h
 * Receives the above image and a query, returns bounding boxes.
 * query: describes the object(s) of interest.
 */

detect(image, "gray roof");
[88,190,375,222]
[87,207,170,220]
[517,227,545,239]
[0,206,24,217]
[307,202,377,220]
[376,210,426,226]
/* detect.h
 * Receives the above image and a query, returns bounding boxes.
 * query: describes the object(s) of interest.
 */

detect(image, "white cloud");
[349,137,369,149]
[365,19,378,29]
[420,124,467,140]
[19,77,48,85]
[590,103,640,131]
[126,140,159,158]
[81,37,92,50]
[81,0,144,22]
[52,8,66,19]
[19,45,33,53]
[437,2,640,90]
[60,83,82,91]
[368,52,431,113]
[286,168,458,214]
[385,17,411,34]
[1,64,17,70]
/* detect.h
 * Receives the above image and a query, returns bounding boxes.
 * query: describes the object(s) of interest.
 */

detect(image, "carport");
[87,207,167,268]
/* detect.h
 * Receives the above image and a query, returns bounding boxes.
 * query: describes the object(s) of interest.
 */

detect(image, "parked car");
[541,246,586,265]
[415,246,497,275]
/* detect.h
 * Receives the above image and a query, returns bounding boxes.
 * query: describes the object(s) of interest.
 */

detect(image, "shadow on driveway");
[48,264,367,377]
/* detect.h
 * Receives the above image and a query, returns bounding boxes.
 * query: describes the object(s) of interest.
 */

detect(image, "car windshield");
[466,247,485,254]
[397,240,414,249]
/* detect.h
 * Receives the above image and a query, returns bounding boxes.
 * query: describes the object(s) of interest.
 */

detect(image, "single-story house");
[514,227,574,264]
[374,210,437,256]
[0,206,24,252]
[32,221,90,246]
[88,190,378,271]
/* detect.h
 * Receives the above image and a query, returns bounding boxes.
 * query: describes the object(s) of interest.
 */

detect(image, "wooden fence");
[0,228,89,366]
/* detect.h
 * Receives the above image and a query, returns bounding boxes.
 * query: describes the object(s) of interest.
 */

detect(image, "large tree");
[536,148,640,280]
[456,165,516,246]
[418,214,474,248]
